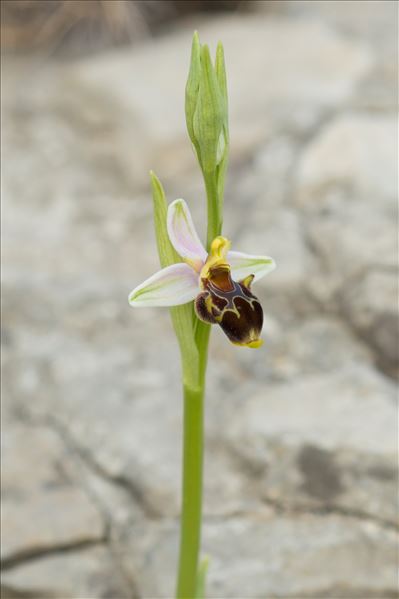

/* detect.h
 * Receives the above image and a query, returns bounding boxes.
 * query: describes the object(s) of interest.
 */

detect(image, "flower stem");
[204,174,221,250]
[176,383,204,599]
[177,43,225,590]
[176,320,210,599]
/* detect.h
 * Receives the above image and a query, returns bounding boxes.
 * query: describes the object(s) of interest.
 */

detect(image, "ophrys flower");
[129,199,275,348]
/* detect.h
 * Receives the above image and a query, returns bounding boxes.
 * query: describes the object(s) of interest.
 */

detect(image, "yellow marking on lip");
[205,293,214,313]
[246,339,263,348]
[233,337,263,349]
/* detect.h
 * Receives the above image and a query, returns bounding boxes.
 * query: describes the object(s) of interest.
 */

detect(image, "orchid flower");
[129,198,275,348]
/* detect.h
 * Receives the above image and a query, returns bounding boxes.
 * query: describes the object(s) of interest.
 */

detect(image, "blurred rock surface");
[2,2,397,598]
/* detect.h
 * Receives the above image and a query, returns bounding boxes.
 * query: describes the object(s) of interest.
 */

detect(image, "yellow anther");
[200,236,231,282]
[210,236,231,260]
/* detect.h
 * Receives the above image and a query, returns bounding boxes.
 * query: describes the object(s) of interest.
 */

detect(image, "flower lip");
[195,272,264,348]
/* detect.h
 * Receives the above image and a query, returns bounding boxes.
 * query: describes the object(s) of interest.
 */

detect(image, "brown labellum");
[195,267,263,348]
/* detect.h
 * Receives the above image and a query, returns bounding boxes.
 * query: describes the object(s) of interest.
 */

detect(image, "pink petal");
[167,199,207,265]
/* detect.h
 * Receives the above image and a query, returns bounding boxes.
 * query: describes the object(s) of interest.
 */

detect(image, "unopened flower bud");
[185,34,229,175]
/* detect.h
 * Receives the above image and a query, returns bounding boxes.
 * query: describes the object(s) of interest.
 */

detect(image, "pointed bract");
[215,42,228,114]
[193,45,225,174]
[185,31,201,150]
[150,171,181,269]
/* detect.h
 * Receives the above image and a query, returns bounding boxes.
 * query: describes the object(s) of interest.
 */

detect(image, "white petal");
[167,199,207,264]
[228,251,276,283]
[129,263,199,307]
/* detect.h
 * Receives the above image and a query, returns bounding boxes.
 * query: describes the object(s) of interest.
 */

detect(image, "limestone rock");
[296,113,396,208]
[294,113,397,368]
[1,423,105,563]
[224,366,397,525]
[123,514,398,598]
[1,4,396,598]
[2,13,373,195]
[340,268,399,372]
[1,547,133,599]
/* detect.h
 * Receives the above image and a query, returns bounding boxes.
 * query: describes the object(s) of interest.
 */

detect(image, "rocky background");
[2,1,398,598]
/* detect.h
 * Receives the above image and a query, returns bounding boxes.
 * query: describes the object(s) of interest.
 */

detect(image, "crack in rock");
[261,495,399,533]
[1,538,105,571]
[3,411,142,598]
[40,415,164,521]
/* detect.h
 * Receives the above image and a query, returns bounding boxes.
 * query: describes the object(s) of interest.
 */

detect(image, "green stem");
[204,174,221,250]
[176,132,223,598]
[176,384,204,599]
[176,324,210,599]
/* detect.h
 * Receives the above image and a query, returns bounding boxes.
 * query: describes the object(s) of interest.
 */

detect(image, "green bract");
[150,171,199,386]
